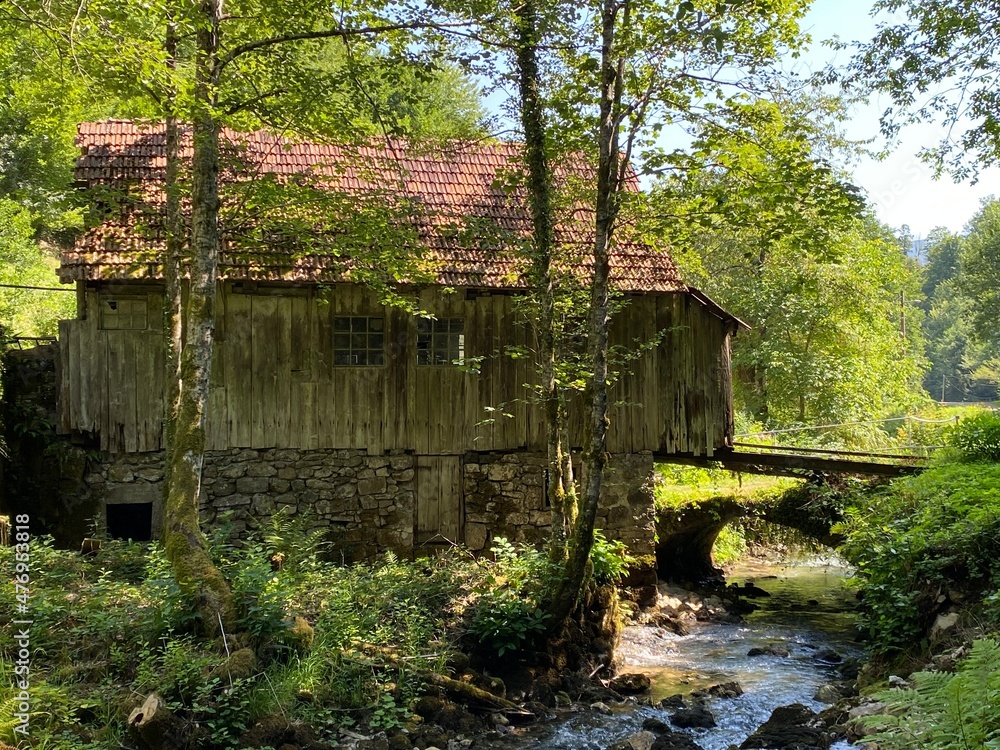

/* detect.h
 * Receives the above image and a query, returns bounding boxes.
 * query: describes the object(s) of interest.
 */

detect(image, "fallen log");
[420,672,535,723]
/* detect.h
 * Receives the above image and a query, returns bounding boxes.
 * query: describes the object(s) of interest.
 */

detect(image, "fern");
[861,639,1000,749]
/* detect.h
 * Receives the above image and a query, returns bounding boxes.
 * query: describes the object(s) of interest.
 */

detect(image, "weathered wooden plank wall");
[58,284,735,456]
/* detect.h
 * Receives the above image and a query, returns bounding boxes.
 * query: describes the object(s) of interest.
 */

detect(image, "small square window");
[107,502,153,542]
[333,316,384,366]
[100,297,148,330]
[417,317,464,366]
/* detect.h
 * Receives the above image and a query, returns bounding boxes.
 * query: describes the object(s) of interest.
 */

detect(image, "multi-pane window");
[333,316,385,366]
[100,297,148,330]
[417,317,464,366]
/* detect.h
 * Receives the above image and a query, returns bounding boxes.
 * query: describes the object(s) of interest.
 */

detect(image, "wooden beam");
[656,449,926,478]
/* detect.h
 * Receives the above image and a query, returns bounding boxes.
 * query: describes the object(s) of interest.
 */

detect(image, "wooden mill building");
[54,121,742,559]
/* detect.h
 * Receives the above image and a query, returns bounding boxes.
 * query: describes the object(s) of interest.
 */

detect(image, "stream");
[522,558,863,750]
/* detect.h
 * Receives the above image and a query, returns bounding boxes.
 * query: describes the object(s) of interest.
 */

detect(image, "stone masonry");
[463,451,657,562]
[51,447,656,565]
[85,448,415,562]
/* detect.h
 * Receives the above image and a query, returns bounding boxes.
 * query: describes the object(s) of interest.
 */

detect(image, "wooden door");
[415,455,463,544]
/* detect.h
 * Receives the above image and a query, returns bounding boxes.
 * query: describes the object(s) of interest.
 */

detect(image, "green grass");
[654,463,800,510]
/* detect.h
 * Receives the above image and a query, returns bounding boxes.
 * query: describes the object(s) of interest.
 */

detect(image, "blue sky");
[798,0,999,237]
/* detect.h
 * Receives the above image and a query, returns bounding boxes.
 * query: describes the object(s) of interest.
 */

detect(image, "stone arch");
[654,486,844,582]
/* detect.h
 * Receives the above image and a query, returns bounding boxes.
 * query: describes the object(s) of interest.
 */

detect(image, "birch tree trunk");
[544,0,624,628]
[162,0,234,634]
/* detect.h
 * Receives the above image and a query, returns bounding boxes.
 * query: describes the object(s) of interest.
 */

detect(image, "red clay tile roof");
[63,121,686,292]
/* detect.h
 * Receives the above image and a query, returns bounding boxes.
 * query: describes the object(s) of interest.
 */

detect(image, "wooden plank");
[121,330,137,453]
[521,319,544,451]
[642,296,659,452]
[331,287,354,449]
[314,291,335,448]
[474,295,493,449]
[296,381,318,449]
[384,306,407,451]
[57,320,72,433]
[67,320,85,432]
[289,294,311,380]
[104,330,127,452]
[677,294,688,452]
[661,294,677,453]
[136,331,165,451]
[275,297,292,448]
[226,292,254,448]
[205,296,227,450]
[251,296,277,448]
[511,297,529,450]
[496,295,517,450]
[416,455,463,543]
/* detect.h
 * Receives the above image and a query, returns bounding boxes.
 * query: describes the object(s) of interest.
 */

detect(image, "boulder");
[812,684,844,704]
[670,705,716,729]
[651,731,705,750]
[641,718,672,734]
[649,611,691,636]
[930,612,960,640]
[747,643,790,658]
[813,648,842,664]
[611,673,652,695]
[659,694,686,710]
[846,702,888,742]
[739,582,772,598]
[739,704,833,750]
[707,681,744,699]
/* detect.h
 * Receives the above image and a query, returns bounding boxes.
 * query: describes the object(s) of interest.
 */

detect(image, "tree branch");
[218,21,464,71]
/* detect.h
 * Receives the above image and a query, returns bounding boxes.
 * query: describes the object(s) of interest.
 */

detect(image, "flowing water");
[520,558,863,750]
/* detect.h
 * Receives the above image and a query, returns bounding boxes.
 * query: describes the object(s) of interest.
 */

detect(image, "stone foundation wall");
[43,446,656,565]
[87,448,416,561]
[463,451,657,561]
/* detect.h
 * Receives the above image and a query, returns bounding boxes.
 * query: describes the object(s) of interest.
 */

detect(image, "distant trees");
[652,97,926,437]
[919,202,1000,403]
[849,1,1000,404]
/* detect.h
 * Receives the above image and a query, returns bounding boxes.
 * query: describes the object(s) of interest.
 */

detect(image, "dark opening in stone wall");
[107,502,153,541]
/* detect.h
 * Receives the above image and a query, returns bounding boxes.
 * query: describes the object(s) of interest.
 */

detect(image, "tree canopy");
[653,95,926,436]
[851,0,1000,180]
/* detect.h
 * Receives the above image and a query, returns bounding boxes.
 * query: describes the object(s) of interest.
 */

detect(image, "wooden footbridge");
[658,441,932,478]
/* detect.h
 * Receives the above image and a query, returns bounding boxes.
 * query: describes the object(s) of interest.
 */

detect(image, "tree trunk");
[545,0,625,629]
[162,0,234,634]
[514,0,575,554]
[162,21,183,512]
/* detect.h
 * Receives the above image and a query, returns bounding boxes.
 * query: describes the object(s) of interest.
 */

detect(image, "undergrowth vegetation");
[836,410,1000,657]
[0,513,629,748]
[860,638,1000,749]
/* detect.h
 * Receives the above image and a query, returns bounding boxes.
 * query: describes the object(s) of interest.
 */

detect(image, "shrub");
[949,410,1000,462]
[590,529,637,584]
[860,638,1000,749]
[836,462,1000,654]
[467,538,554,656]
